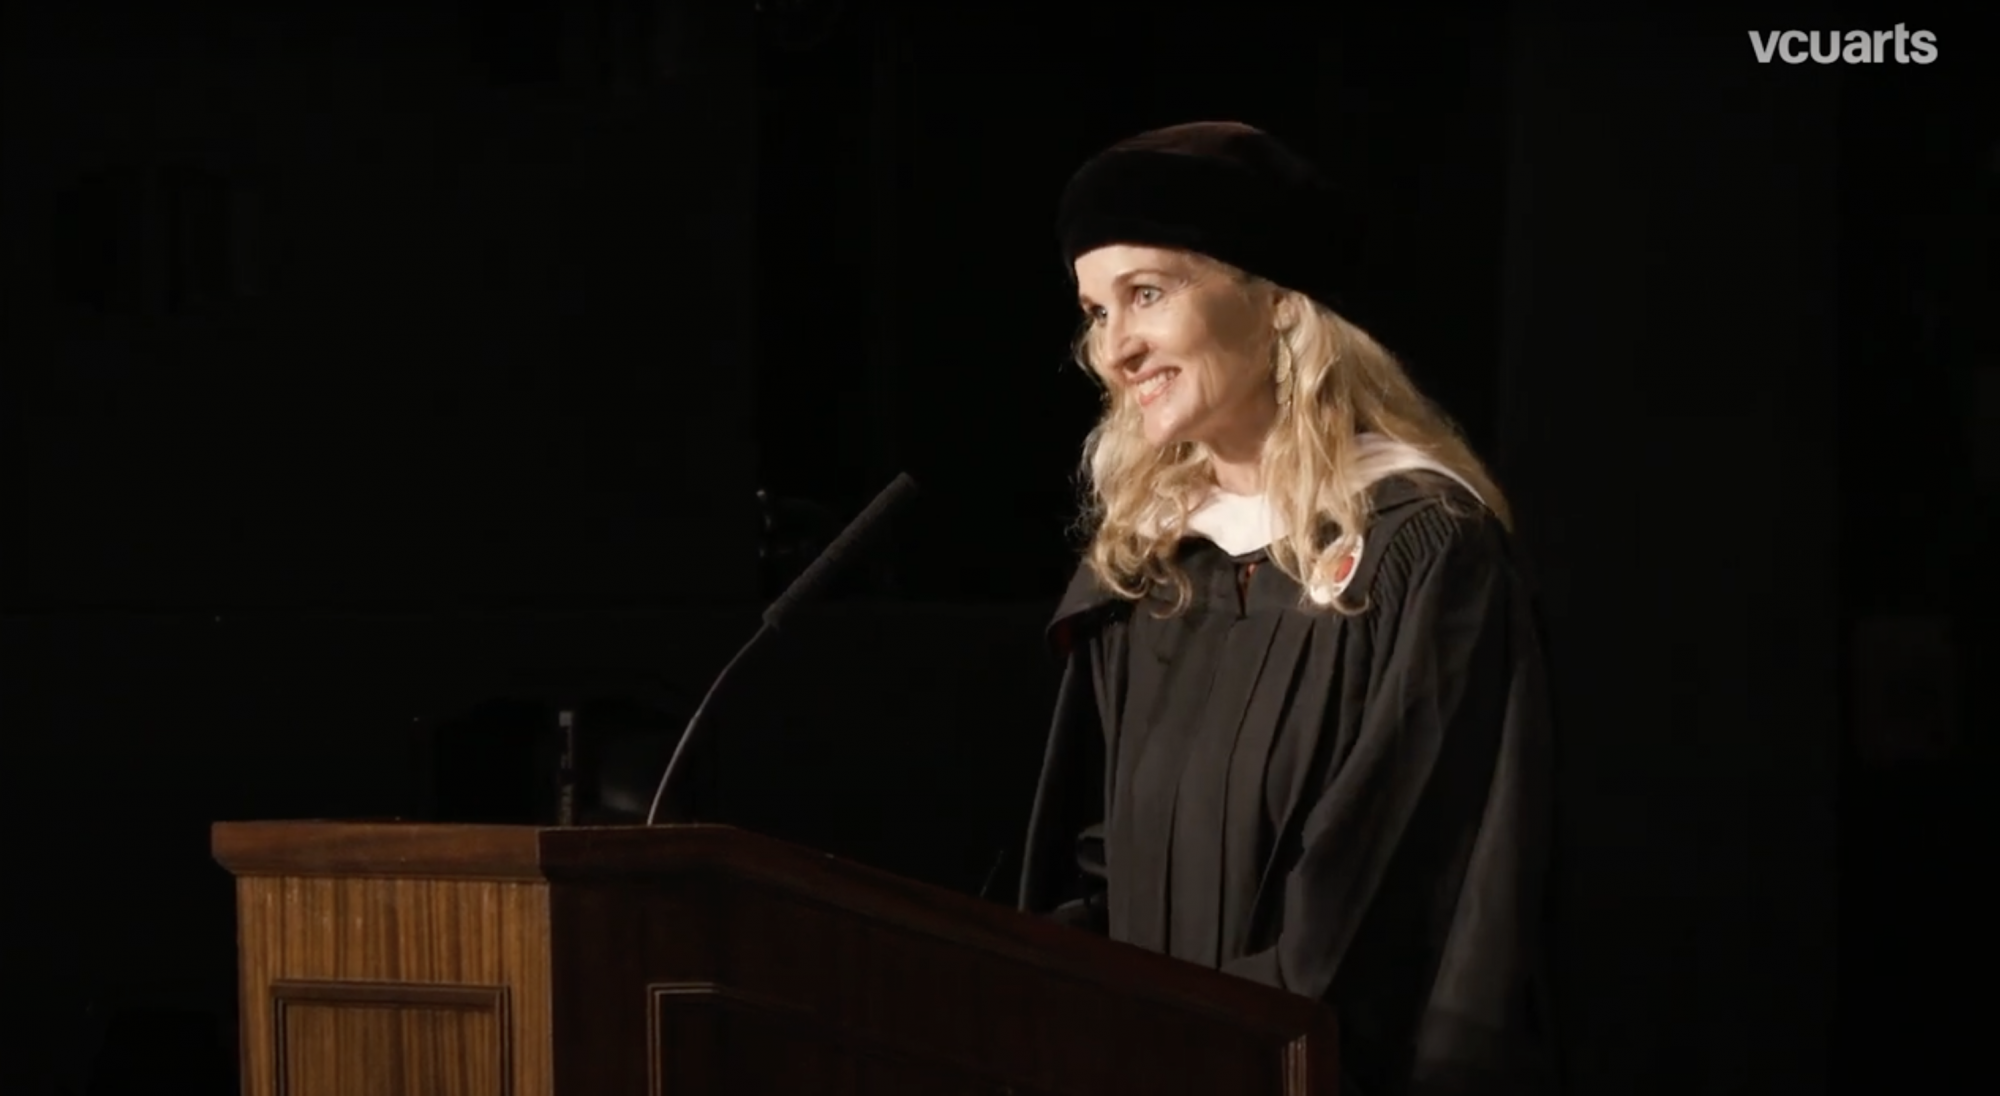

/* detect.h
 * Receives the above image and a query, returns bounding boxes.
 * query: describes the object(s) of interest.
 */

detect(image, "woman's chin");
[1140,409,1189,448]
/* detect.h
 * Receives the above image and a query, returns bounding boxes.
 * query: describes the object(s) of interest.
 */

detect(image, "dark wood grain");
[215,821,1339,1095]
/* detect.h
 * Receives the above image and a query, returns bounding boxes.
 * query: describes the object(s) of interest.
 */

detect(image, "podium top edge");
[207,820,1340,1038]
[210,820,766,882]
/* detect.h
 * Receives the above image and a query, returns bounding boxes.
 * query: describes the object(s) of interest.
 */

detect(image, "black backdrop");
[2,1,1992,1093]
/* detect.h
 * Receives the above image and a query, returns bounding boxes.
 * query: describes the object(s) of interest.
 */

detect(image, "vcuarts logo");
[1749,24,1938,64]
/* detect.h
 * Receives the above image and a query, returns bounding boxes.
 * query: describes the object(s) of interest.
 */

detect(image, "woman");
[1018,122,1560,1096]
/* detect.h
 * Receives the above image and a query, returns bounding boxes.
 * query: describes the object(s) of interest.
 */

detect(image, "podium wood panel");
[216,821,1338,1096]
[234,875,544,1095]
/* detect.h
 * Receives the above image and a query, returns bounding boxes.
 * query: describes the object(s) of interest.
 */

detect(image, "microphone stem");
[644,622,773,826]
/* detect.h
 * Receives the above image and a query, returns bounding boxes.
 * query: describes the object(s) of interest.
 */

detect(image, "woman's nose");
[1105,321,1146,373]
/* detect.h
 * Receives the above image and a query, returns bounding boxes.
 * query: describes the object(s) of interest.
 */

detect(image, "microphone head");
[761,472,921,631]
[875,473,920,511]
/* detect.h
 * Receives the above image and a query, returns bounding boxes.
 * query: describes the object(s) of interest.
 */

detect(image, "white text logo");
[1749,24,1937,64]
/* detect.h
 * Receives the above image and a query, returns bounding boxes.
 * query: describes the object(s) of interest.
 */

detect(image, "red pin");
[1324,537,1364,598]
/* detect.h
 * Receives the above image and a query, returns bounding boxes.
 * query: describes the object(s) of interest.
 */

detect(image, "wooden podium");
[212,820,1338,1095]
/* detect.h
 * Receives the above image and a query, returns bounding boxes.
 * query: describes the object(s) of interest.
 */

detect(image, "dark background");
[2,1,1991,1092]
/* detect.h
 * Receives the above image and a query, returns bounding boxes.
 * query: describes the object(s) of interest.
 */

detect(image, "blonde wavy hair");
[1073,255,1511,615]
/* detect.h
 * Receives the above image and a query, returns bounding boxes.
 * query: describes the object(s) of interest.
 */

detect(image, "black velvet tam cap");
[1058,121,1351,315]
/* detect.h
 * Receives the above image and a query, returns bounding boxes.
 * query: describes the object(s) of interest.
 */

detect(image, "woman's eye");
[1134,286,1162,305]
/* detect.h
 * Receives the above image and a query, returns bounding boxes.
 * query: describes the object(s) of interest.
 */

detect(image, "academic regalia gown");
[1017,473,1560,1096]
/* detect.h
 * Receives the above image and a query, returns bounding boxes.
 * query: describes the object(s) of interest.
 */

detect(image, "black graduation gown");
[1017,474,1560,1096]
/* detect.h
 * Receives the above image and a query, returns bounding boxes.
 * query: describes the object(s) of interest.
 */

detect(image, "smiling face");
[1074,245,1281,462]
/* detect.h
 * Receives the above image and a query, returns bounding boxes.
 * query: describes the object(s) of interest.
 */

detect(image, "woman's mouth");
[1136,368,1179,407]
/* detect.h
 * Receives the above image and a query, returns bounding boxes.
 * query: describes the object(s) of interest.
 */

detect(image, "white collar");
[1182,434,1484,556]
[1184,490,1281,556]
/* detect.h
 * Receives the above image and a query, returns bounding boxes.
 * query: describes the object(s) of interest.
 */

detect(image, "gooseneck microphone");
[644,473,920,825]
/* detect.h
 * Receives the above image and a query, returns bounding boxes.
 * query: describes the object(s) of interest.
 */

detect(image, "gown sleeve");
[1026,649,1110,933]
[1221,504,1560,1096]
[1017,564,1122,934]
